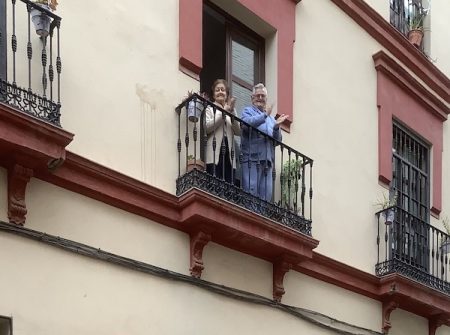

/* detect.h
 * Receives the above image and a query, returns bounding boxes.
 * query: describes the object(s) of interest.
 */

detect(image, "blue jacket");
[240,105,282,163]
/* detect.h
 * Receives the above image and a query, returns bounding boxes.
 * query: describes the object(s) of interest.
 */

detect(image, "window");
[228,29,264,115]
[0,316,12,335]
[391,123,430,270]
[373,51,444,216]
[179,0,297,128]
[201,2,264,115]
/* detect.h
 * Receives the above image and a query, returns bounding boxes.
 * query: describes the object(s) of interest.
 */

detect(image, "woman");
[205,79,240,184]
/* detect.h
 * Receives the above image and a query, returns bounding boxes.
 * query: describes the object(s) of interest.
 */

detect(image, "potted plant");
[440,216,450,254]
[186,155,205,172]
[31,0,58,37]
[280,159,302,212]
[407,6,428,48]
[374,191,398,225]
[185,91,207,123]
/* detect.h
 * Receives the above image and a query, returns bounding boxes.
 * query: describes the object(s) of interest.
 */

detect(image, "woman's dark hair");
[211,79,230,101]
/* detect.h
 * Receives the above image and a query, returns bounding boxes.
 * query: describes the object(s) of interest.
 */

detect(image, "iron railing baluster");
[3,0,62,126]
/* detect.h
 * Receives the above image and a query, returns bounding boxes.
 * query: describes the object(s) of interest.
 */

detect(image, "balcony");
[1,0,63,126]
[376,206,450,295]
[0,0,72,225]
[175,94,313,236]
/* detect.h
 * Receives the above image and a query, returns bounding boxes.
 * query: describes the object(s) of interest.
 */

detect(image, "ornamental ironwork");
[0,79,60,125]
[177,169,312,235]
[0,0,62,127]
[376,258,450,294]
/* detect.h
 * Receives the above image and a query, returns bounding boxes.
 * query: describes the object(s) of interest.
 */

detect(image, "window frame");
[0,316,12,335]
[226,25,265,92]
[392,122,430,221]
[201,1,265,108]
[179,0,297,130]
[373,51,446,217]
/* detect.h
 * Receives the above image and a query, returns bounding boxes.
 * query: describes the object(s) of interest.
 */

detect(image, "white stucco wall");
[439,120,450,233]
[56,0,195,193]
[364,0,389,20]
[0,233,362,335]
[202,242,273,298]
[3,0,191,194]
[437,324,450,335]
[0,168,7,223]
[25,178,189,274]
[293,0,384,273]
[429,0,450,77]
[389,309,428,335]
[283,271,381,332]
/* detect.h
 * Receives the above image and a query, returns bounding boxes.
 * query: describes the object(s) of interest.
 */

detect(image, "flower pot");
[408,29,424,48]
[187,159,205,172]
[441,239,450,254]
[31,4,51,37]
[187,99,204,122]
[382,208,395,225]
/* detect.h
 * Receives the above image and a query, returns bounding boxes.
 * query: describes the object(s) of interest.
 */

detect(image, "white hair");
[252,83,267,96]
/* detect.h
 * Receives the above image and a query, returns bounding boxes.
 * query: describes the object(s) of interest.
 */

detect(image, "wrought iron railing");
[175,94,313,236]
[0,0,62,126]
[376,206,450,294]
[390,0,426,49]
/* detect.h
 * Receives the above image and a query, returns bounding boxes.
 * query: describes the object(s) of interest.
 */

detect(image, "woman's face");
[213,83,227,104]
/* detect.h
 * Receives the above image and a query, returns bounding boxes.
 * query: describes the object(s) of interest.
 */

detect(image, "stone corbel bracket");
[428,314,448,335]
[8,164,33,225]
[273,254,300,302]
[189,231,211,278]
[0,102,74,225]
[382,298,399,334]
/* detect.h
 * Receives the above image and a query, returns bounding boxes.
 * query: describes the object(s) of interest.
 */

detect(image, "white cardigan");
[204,104,240,167]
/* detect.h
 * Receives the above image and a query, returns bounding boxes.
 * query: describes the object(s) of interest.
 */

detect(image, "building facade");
[0,0,449,334]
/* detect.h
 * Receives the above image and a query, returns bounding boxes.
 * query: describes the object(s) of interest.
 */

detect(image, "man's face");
[251,88,267,110]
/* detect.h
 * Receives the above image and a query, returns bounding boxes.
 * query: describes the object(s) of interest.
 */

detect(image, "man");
[241,83,288,202]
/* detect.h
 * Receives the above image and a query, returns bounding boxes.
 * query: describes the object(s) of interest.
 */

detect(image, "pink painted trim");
[374,51,446,215]
[178,0,297,124]
[179,0,202,77]
[238,0,296,124]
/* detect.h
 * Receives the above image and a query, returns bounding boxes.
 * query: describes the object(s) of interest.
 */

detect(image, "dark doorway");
[201,5,226,97]
[201,2,264,113]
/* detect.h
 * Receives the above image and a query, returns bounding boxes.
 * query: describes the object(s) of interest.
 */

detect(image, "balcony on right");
[375,124,449,295]
[376,206,450,294]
